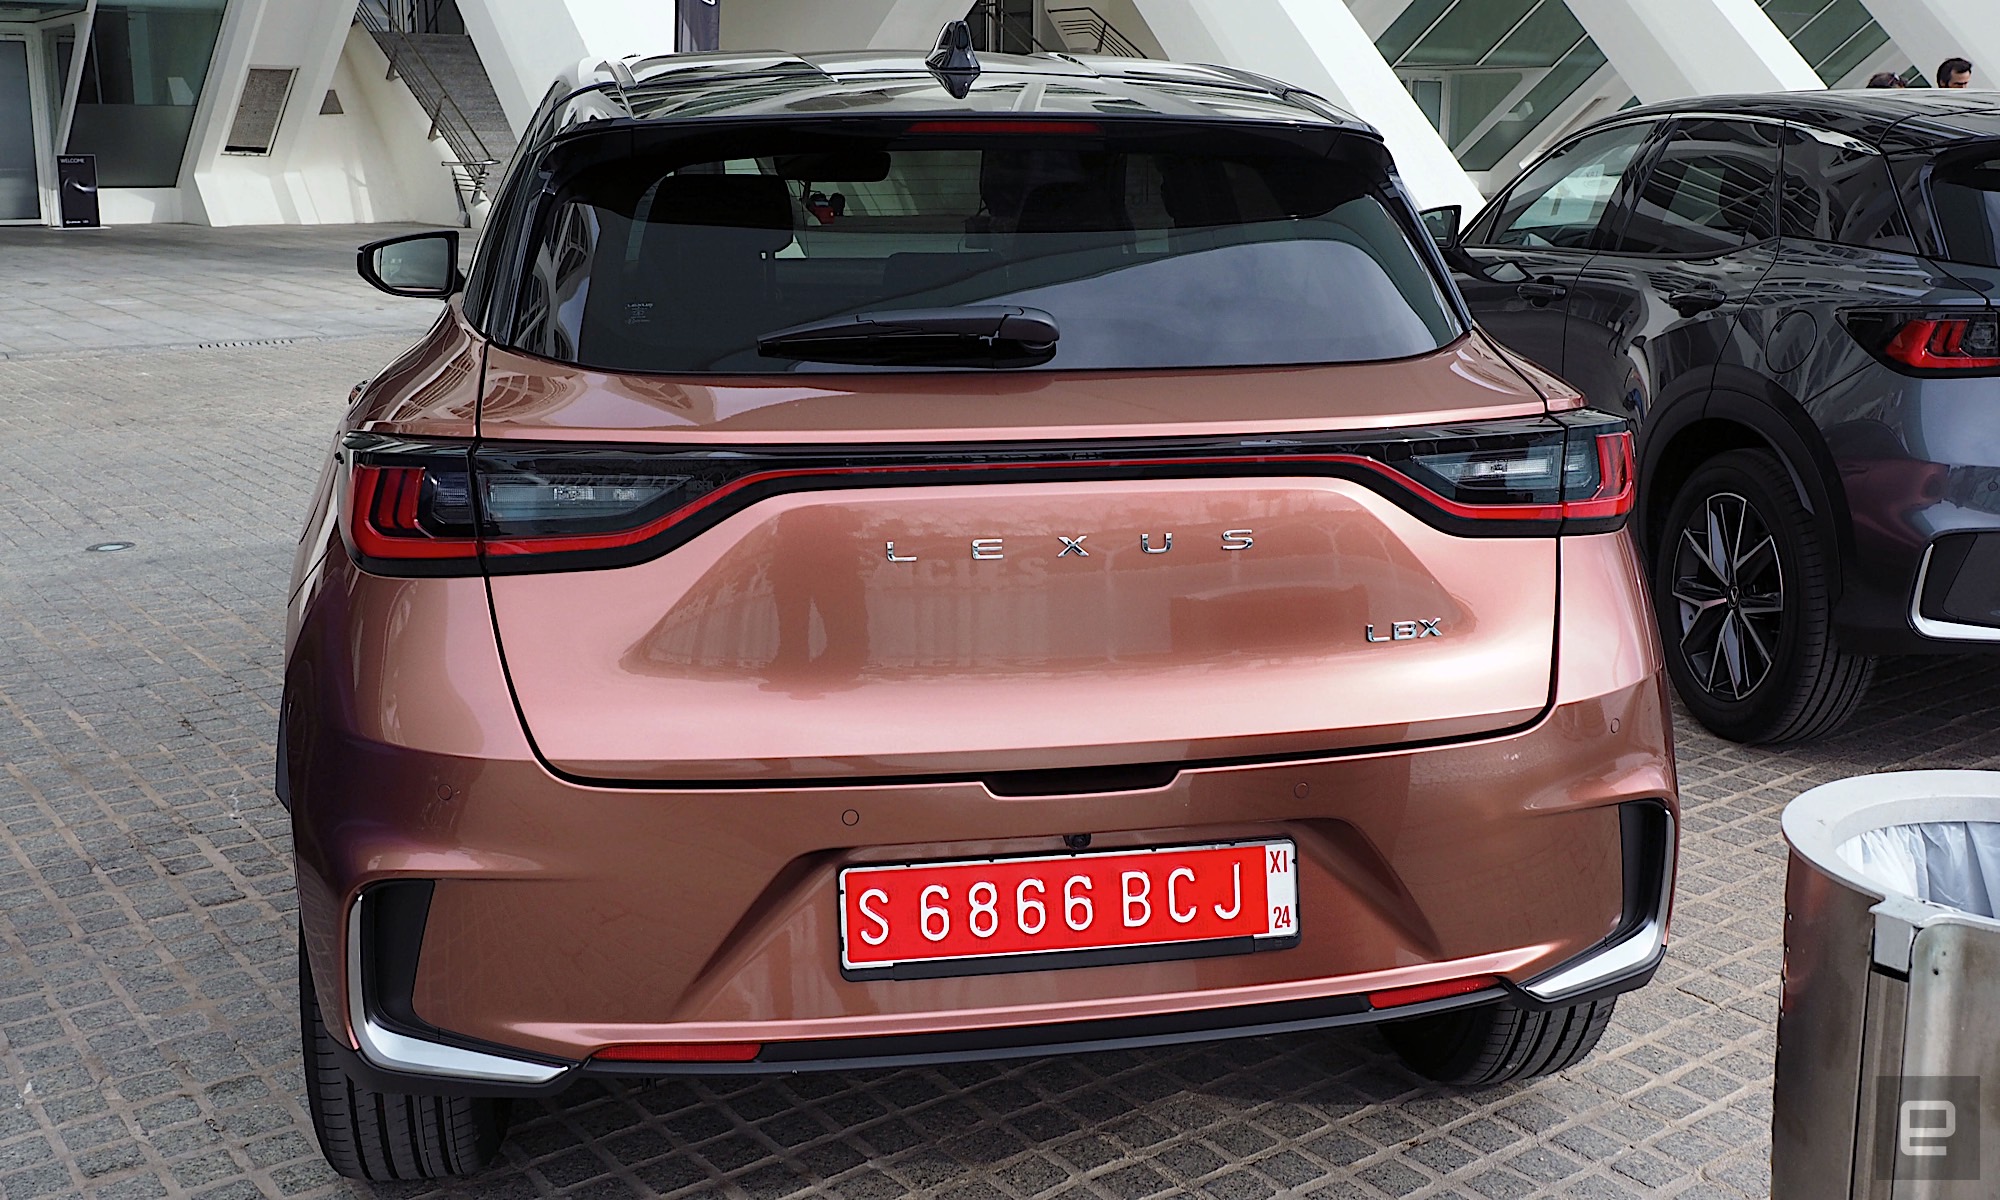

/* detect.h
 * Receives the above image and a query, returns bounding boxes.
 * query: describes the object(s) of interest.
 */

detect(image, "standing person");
[1938,57,1973,88]
[1866,71,1907,87]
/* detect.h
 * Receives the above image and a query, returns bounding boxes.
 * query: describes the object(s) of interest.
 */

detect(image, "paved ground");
[0,225,446,359]
[4,226,2000,1199]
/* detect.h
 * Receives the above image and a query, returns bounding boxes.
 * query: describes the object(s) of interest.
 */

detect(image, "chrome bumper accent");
[1523,811,1677,1003]
[344,896,566,1085]
[1911,542,2000,643]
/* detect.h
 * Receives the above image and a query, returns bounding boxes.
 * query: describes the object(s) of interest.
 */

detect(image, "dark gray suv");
[1433,91,2000,743]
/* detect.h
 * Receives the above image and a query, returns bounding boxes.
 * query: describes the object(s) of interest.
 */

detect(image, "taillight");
[339,436,478,570]
[906,119,1103,135]
[337,415,1636,577]
[1843,310,2000,374]
[1395,414,1635,527]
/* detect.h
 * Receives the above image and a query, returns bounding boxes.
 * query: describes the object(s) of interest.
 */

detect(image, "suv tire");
[1382,997,1615,1085]
[1653,448,1872,743]
[299,937,509,1180]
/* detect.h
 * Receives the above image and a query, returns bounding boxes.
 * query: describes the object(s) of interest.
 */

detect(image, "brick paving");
[4,228,2000,1199]
[0,225,448,359]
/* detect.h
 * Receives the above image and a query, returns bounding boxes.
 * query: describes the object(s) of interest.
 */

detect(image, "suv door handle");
[1667,285,1727,317]
[1516,279,1569,304]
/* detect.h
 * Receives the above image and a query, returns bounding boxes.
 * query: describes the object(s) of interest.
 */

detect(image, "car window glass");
[508,135,1464,374]
[1929,153,2000,268]
[1615,119,1779,257]
[1480,122,1652,250]
[1777,129,1913,250]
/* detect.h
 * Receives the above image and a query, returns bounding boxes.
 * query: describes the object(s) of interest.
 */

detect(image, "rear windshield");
[1930,150,2000,267]
[505,129,1462,373]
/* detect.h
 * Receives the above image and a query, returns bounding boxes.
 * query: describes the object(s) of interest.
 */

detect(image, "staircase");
[356,1,517,223]
[1046,7,1145,58]
[967,1,1148,58]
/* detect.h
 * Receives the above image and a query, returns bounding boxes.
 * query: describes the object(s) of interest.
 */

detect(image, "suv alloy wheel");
[1654,448,1873,742]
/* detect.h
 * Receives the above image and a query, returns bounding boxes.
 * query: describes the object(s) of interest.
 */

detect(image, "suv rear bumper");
[326,799,1673,1098]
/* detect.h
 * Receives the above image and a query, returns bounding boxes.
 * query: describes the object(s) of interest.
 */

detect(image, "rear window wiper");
[756,306,1059,368]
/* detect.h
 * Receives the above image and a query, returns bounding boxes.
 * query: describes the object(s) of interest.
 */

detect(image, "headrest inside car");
[645,174,796,251]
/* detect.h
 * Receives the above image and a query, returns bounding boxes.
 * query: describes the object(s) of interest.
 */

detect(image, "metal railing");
[1047,7,1145,58]
[370,0,459,35]
[354,0,498,219]
[966,1,1147,58]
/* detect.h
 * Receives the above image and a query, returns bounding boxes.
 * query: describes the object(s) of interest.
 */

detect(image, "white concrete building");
[0,0,1987,229]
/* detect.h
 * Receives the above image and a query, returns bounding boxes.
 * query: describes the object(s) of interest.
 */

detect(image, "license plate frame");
[838,839,1300,981]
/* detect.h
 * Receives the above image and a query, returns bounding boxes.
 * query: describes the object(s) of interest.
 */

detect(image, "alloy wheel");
[1669,490,1785,701]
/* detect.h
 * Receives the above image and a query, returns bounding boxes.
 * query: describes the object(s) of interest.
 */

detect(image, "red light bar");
[1883,317,2000,370]
[593,1042,762,1063]
[1367,974,1499,1010]
[906,119,1103,135]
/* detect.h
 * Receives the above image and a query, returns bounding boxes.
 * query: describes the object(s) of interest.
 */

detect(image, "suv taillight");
[1843,310,2000,374]
[340,440,478,567]
[337,414,1635,577]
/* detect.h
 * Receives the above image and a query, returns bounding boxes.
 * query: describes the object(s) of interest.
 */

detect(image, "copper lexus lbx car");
[284,29,1678,1179]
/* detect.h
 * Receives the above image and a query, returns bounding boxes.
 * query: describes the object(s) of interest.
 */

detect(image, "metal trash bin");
[1773,770,2000,1199]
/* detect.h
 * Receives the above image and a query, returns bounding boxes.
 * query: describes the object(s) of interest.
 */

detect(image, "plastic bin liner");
[1836,821,2000,919]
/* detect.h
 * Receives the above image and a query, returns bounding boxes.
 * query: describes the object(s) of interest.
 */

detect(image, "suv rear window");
[506,129,1461,373]
[1932,151,2000,267]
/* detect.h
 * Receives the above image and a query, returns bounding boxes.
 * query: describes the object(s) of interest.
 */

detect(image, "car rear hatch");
[423,112,1622,783]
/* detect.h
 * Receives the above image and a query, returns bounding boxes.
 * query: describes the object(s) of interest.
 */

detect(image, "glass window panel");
[512,136,1463,373]
[1485,1,1586,68]
[0,41,38,221]
[1406,77,1444,133]
[66,1,226,188]
[1789,0,1870,67]
[1377,0,1455,66]
[1402,0,1538,68]
[1615,120,1780,256]
[1817,23,1888,84]
[1757,0,1830,38]
[1449,72,1523,147]
[1459,44,1607,173]
[1481,118,1649,248]
[1778,128,1911,249]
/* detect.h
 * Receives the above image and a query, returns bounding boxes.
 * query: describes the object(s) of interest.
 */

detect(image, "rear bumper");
[1826,376,2000,651]
[327,801,1671,1098]
[286,531,1675,1097]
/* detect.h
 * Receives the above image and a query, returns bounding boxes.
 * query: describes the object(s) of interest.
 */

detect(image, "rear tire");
[299,936,510,1180]
[1381,998,1615,1086]
[1651,448,1872,743]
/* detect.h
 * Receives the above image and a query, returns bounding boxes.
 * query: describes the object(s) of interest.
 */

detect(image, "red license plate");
[839,840,1299,975]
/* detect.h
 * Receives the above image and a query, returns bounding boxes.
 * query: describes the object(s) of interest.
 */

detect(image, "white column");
[1562,0,1822,104]
[1130,0,1484,214]
[456,0,680,133]
[1856,0,2000,88]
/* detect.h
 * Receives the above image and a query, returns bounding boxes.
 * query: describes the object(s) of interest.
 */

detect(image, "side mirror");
[1419,204,1462,250]
[358,231,462,298]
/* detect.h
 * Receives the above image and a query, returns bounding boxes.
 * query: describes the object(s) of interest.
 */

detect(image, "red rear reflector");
[906,119,1103,135]
[1883,317,2000,370]
[593,1042,762,1063]
[1367,974,1499,1010]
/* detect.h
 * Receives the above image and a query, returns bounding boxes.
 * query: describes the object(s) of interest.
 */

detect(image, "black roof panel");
[545,50,1375,141]
[1612,90,2000,151]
